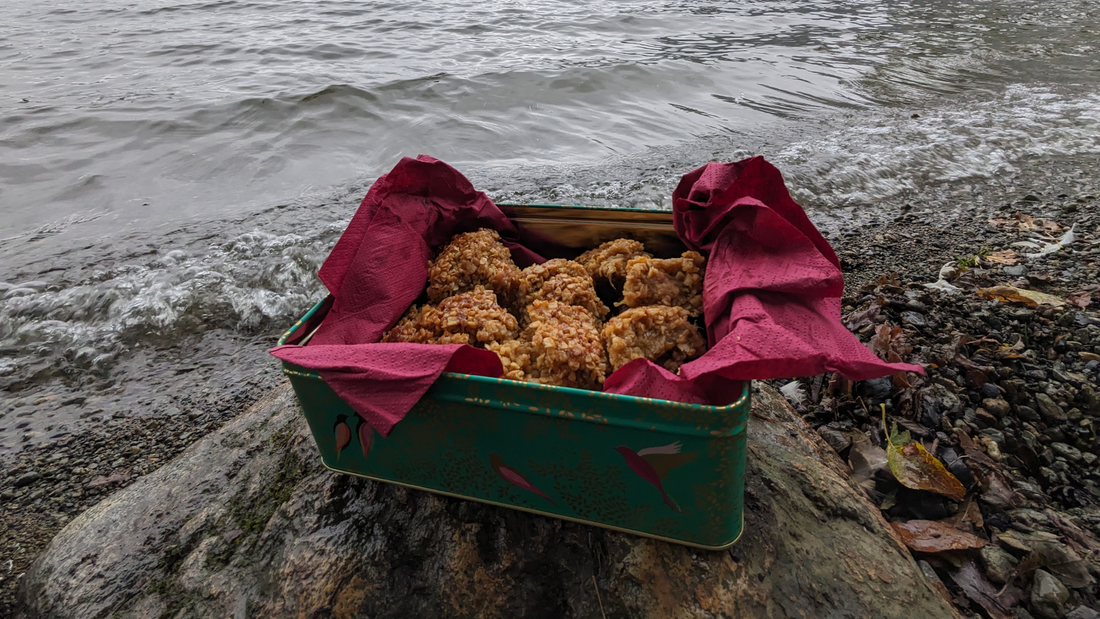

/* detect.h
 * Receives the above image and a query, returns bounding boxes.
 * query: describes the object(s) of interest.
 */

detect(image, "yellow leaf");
[883,406,967,501]
[977,286,1065,308]
[984,250,1018,265]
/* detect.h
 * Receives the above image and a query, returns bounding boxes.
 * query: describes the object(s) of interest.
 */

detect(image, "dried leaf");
[892,520,987,553]
[980,471,1024,510]
[977,285,1065,308]
[1067,291,1092,308]
[996,530,1060,553]
[950,560,1024,619]
[984,250,1019,265]
[845,296,884,331]
[1010,536,1095,589]
[885,406,967,501]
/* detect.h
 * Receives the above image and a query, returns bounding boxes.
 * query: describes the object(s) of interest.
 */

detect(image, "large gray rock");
[16,383,959,618]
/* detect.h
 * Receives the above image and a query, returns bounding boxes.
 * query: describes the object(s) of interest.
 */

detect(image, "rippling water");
[1,0,1099,452]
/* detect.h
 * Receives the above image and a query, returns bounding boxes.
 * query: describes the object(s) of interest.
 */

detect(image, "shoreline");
[3,155,1098,615]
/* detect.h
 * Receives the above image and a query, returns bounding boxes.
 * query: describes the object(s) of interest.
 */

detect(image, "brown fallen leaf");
[1067,291,1092,308]
[891,520,987,553]
[989,213,1063,234]
[977,285,1065,308]
[1010,534,1095,589]
[884,406,967,501]
[845,296,884,331]
[950,560,1024,619]
[984,250,1019,265]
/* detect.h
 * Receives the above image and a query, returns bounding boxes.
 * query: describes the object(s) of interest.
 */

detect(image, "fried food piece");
[518,259,609,324]
[487,338,533,382]
[621,251,705,316]
[427,229,521,306]
[602,306,706,373]
[381,304,441,344]
[382,287,518,347]
[576,239,650,288]
[520,300,608,389]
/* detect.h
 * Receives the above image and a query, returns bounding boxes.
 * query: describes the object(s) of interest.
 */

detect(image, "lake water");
[1,0,1099,453]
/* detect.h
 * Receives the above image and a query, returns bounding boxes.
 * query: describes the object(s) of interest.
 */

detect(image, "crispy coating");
[602,306,706,373]
[517,300,608,389]
[621,251,705,316]
[426,229,521,306]
[381,304,441,344]
[382,287,518,347]
[487,338,533,382]
[576,239,650,288]
[518,259,609,324]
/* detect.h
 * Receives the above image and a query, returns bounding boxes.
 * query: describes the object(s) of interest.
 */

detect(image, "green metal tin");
[277,204,750,549]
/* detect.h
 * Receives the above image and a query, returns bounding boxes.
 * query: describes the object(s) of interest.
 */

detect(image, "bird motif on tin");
[334,414,352,460]
[489,453,555,504]
[615,441,698,513]
[356,417,373,459]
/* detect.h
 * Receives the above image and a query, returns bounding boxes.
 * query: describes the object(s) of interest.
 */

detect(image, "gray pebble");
[1066,605,1100,619]
[1031,569,1070,619]
[1035,393,1067,423]
[1017,406,1042,422]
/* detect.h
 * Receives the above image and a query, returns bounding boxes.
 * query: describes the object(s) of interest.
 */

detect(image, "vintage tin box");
[278,205,749,549]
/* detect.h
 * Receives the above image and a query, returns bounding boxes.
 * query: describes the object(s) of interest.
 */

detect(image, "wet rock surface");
[13,384,957,619]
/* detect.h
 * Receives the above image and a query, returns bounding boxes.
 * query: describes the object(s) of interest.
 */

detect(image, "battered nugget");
[381,304,440,344]
[576,238,650,288]
[621,251,705,316]
[519,300,608,389]
[382,287,518,347]
[517,259,609,324]
[426,229,521,306]
[603,306,706,373]
[487,338,532,382]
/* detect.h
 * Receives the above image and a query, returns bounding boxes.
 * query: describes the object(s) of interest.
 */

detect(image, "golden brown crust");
[576,238,650,288]
[487,338,533,382]
[426,229,521,306]
[621,251,705,316]
[602,306,706,373]
[382,287,518,347]
[518,300,608,389]
[517,259,609,324]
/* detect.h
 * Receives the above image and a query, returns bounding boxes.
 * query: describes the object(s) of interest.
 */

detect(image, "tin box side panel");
[288,368,747,548]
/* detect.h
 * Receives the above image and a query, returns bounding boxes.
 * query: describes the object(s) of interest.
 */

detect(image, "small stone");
[979,383,1003,399]
[980,546,1018,585]
[1005,265,1028,277]
[1066,605,1100,619]
[980,436,1002,460]
[980,428,1006,445]
[818,429,850,454]
[982,398,1011,418]
[901,311,927,328]
[1035,394,1067,423]
[1017,406,1043,422]
[1083,453,1098,466]
[1051,443,1083,462]
[1031,569,1070,619]
[14,471,40,487]
[1080,352,1100,362]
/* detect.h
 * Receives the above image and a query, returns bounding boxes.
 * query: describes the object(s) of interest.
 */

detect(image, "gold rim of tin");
[320,461,745,551]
